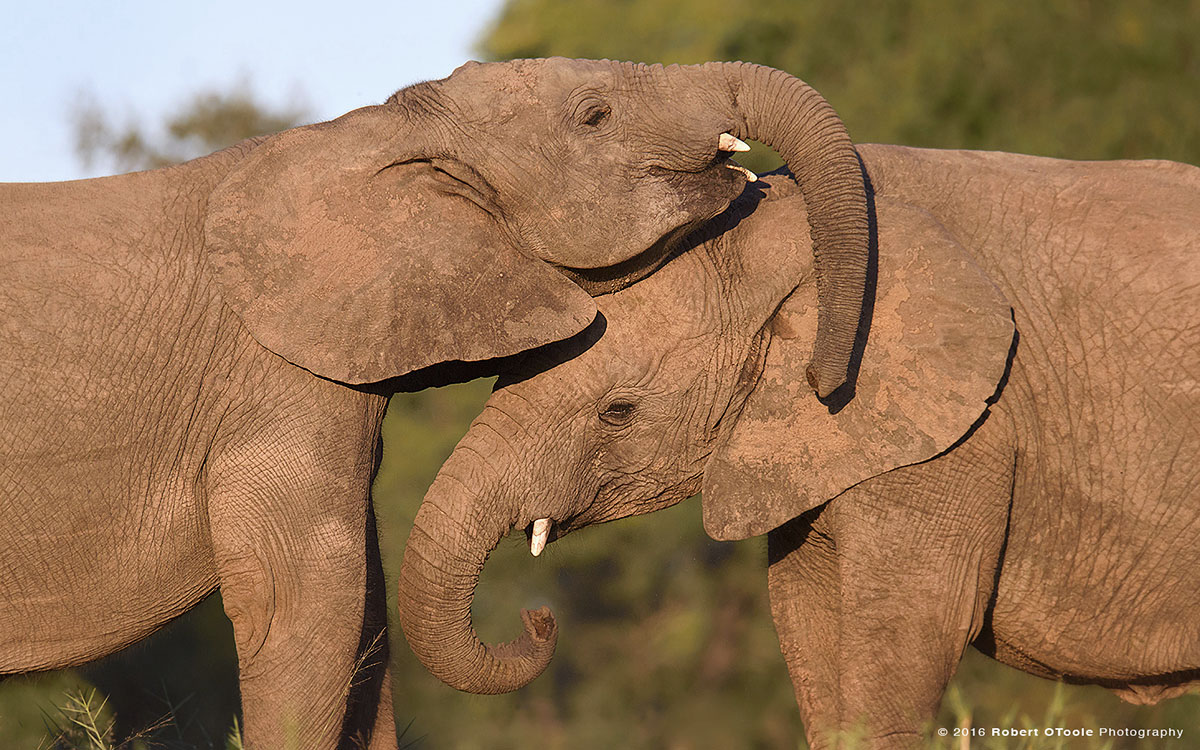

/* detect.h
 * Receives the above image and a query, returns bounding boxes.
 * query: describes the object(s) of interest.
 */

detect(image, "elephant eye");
[599,399,636,426]
[580,103,611,128]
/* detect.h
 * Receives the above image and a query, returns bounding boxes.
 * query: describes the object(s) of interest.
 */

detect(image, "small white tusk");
[727,163,758,182]
[530,518,551,557]
[718,133,751,152]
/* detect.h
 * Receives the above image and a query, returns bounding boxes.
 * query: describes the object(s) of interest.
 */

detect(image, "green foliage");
[0,685,244,750]
[481,0,1200,166]
[0,673,97,749]
[224,718,243,750]
[72,84,309,173]
[935,652,1198,749]
[42,690,114,750]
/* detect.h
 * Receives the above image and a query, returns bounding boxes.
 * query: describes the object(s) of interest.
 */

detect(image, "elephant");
[398,144,1200,748]
[0,58,872,748]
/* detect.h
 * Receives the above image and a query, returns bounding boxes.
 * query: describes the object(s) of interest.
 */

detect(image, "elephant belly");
[0,462,217,673]
[983,330,1200,691]
[987,490,1200,690]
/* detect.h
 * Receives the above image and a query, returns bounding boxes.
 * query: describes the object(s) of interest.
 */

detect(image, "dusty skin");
[400,147,1200,749]
[0,59,871,749]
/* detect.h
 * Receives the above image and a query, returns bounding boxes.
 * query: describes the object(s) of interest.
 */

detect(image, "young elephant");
[399,146,1200,748]
[0,59,869,749]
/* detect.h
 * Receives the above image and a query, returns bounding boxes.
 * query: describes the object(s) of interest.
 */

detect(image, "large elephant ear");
[203,107,596,384]
[702,197,1015,541]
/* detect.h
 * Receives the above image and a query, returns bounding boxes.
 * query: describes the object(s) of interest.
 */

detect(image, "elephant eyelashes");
[599,399,637,426]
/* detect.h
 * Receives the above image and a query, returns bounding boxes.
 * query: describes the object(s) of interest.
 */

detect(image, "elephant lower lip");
[555,229,688,295]
[725,163,758,182]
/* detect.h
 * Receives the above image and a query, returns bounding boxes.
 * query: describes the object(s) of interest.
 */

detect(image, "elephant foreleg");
[767,509,847,747]
[767,415,1014,749]
[206,424,395,749]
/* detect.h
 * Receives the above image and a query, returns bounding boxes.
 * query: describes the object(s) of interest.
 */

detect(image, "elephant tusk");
[719,133,752,152]
[530,518,551,557]
[726,163,758,182]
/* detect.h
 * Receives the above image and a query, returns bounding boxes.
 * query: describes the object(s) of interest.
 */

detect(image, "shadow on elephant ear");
[824,148,1019,426]
[699,157,880,415]
[363,313,609,395]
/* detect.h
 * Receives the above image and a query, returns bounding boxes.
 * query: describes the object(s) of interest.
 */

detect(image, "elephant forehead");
[536,57,615,82]
[446,58,616,116]
[595,273,716,344]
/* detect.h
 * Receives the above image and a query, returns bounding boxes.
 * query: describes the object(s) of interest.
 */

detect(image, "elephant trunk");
[699,61,870,398]
[397,439,556,694]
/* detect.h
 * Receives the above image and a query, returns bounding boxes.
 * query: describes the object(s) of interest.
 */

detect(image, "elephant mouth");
[522,511,602,557]
[713,136,758,183]
[553,141,754,295]
[657,149,757,183]
[558,156,755,297]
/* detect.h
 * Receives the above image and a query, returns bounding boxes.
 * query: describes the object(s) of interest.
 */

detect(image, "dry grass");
[35,689,241,750]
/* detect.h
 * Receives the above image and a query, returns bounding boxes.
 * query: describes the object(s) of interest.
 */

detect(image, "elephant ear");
[203,107,596,384]
[702,197,1015,541]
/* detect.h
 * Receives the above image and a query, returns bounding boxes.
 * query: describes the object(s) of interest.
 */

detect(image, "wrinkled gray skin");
[400,145,1200,748]
[0,59,870,749]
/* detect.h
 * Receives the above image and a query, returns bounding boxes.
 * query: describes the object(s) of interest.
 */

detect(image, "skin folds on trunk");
[397,456,557,694]
[397,61,870,695]
[707,61,870,398]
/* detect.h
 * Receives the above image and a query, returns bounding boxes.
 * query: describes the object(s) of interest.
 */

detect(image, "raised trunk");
[396,447,556,694]
[699,62,870,398]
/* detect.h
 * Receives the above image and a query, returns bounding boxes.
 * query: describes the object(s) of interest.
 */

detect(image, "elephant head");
[201,58,868,390]
[397,174,1016,694]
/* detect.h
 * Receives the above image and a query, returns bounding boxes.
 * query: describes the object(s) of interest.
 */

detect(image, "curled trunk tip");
[397,478,558,695]
[523,607,557,642]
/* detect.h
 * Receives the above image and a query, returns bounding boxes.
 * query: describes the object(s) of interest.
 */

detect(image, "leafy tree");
[72,84,309,173]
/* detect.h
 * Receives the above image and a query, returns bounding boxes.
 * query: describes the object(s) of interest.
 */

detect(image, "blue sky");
[1,0,504,181]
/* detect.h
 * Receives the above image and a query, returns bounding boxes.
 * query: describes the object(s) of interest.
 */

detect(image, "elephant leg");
[767,510,847,748]
[344,503,397,750]
[366,667,397,750]
[768,415,1014,749]
[207,434,394,749]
